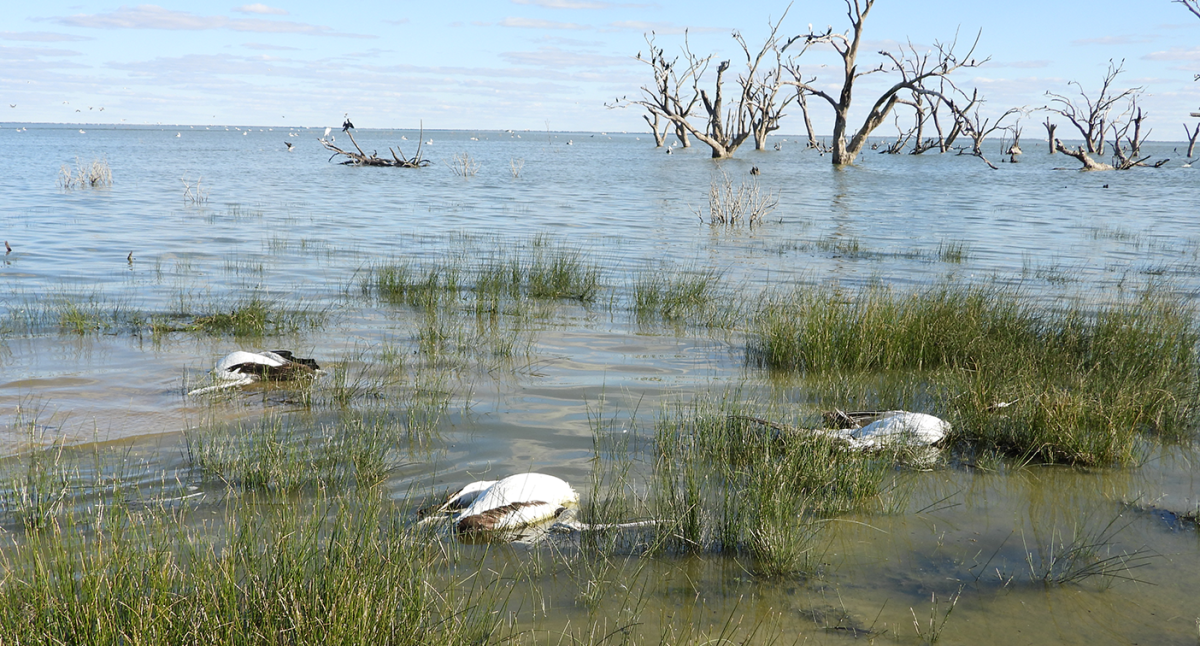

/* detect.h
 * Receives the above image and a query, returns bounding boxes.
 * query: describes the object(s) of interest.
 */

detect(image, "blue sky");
[2,1,1198,137]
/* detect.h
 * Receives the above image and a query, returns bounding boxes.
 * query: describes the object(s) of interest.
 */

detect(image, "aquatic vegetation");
[695,170,777,226]
[0,488,514,644]
[0,405,72,530]
[910,588,962,644]
[57,156,112,189]
[651,391,896,576]
[184,295,327,337]
[184,411,412,491]
[448,151,480,177]
[936,239,970,263]
[633,267,724,323]
[1004,511,1158,587]
[750,281,1200,465]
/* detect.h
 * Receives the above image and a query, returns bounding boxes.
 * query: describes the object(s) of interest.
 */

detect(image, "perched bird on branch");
[342,114,355,132]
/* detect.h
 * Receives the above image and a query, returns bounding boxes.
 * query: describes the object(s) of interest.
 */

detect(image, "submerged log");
[319,127,431,168]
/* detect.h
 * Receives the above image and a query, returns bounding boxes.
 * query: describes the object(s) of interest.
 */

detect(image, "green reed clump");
[185,295,325,337]
[652,392,893,576]
[750,282,1200,465]
[185,412,410,491]
[0,489,513,645]
[633,268,724,323]
[371,261,463,309]
[0,410,72,531]
[525,247,600,302]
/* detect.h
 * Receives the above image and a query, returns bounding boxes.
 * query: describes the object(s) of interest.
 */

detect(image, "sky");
[2,0,1199,138]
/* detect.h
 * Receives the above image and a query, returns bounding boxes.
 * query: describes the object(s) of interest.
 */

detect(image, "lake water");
[2,123,1200,644]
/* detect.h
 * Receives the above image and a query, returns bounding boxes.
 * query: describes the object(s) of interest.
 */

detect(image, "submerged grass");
[0,487,516,645]
[750,281,1200,465]
[632,267,737,327]
[184,412,408,491]
[184,294,327,337]
[651,390,895,576]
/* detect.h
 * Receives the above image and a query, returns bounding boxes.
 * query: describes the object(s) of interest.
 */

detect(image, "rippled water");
[2,123,1200,643]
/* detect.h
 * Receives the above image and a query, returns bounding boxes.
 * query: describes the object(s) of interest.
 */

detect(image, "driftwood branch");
[319,125,431,168]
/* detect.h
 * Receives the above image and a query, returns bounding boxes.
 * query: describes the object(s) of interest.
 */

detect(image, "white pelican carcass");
[423,473,579,534]
[187,350,320,396]
[822,410,950,450]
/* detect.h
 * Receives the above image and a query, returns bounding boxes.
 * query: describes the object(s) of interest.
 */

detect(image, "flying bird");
[7,104,13,108]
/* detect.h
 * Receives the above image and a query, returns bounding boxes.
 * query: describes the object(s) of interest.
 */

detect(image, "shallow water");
[2,123,1200,643]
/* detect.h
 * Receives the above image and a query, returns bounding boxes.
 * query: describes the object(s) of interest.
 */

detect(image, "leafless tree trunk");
[1043,117,1057,153]
[1185,122,1200,157]
[782,0,982,165]
[674,122,691,147]
[1177,0,1200,19]
[1054,139,1114,170]
[1044,60,1141,154]
[797,90,818,149]
[644,112,666,147]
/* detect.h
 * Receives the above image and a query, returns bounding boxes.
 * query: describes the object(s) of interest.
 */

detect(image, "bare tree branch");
[1176,0,1200,19]
[781,0,984,165]
[1043,59,1141,154]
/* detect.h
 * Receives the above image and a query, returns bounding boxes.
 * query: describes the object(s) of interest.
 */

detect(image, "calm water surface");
[2,123,1199,644]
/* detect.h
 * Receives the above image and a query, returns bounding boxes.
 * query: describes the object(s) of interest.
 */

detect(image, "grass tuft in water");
[652,390,891,576]
[0,487,515,644]
[750,281,1200,465]
[185,295,326,337]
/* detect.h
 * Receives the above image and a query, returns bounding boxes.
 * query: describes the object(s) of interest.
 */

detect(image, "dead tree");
[1054,139,1115,171]
[1110,103,1169,168]
[781,0,982,165]
[1044,60,1141,154]
[618,33,702,149]
[733,16,794,151]
[796,90,819,148]
[319,128,431,167]
[1177,0,1200,19]
[644,111,667,147]
[1043,117,1057,153]
[948,92,1020,169]
[1185,122,1200,157]
[622,15,792,159]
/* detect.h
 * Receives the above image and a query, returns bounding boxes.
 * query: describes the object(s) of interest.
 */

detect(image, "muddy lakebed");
[1,123,1199,644]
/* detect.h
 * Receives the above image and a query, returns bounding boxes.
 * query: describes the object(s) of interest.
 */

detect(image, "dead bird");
[422,473,578,534]
[187,350,321,396]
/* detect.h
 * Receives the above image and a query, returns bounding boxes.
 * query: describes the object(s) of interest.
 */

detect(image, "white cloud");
[242,42,298,50]
[500,46,631,68]
[988,60,1052,69]
[1071,35,1153,46]
[499,17,588,30]
[512,0,614,8]
[605,21,723,34]
[0,31,91,42]
[52,5,372,38]
[1144,46,1200,62]
[0,44,82,58]
[233,4,288,15]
